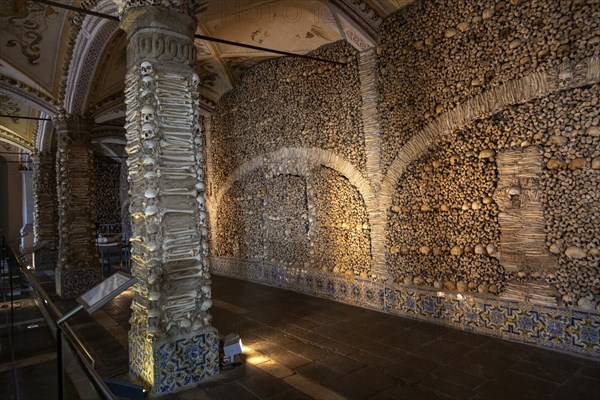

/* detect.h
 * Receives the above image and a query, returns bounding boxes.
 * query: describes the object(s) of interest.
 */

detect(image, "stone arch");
[374,56,600,279]
[208,147,377,271]
[0,80,56,152]
[64,0,120,115]
[380,56,600,204]
[210,147,376,216]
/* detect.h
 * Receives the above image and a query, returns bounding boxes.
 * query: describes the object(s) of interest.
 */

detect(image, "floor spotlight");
[222,333,243,367]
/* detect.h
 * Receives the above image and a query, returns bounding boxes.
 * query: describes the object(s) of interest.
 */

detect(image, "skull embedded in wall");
[141,75,154,90]
[142,123,156,140]
[140,61,153,76]
[191,73,200,87]
[141,105,155,124]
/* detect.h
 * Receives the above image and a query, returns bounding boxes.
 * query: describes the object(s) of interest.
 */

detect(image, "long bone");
[162,281,207,295]
[162,236,200,248]
[161,121,193,129]
[156,99,193,107]
[160,133,194,141]
[125,142,142,154]
[166,269,205,280]
[158,112,193,122]
[160,136,193,145]
[163,253,202,263]
[166,226,196,234]
[158,111,194,121]
[161,72,187,80]
[163,240,199,252]
[159,143,193,152]
[163,231,199,241]
[160,207,195,216]
[156,80,188,90]
[125,109,140,121]
[164,249,200,260]
[157,171,197,178]
[165,290,198,301]
[161,153,196,162]
[160,188,197,196]
[163,301,195,312]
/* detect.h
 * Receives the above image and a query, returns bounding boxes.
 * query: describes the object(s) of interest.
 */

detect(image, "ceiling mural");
[0,0,73,96]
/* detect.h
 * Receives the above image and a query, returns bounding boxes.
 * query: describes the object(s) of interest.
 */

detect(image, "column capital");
[53,116,93,150]
[120,4,197,69]
[116,0,198,18]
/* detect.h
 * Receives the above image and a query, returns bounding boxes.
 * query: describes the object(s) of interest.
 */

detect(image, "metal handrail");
[2,237,116,400]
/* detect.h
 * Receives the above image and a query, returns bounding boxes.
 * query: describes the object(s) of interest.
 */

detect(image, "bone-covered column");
[119,2,218,394]
[32,152,59,270]
[54,116,100,298]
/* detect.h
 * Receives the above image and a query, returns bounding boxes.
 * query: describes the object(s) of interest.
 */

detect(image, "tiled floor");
[148,276,599,400]
[6,273,600,400]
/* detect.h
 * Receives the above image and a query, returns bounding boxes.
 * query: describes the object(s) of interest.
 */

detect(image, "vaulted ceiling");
[0,0,414,153]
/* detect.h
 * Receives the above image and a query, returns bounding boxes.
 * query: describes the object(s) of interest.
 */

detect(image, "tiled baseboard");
[211,257,600,360]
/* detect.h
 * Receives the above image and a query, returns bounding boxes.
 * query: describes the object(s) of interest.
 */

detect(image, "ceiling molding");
[0,75,57,115]
[90,92,126,121]
[36,113,53,153]
[0,126,34,151]
[64,1,120,114]
[328,0,383,50]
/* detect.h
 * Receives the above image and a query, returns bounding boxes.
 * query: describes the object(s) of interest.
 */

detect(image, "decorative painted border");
[211,257,600,360]
[211,257,384,311]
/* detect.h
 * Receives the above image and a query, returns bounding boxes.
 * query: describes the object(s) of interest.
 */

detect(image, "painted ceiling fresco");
[0,0,415,149]
[0,0,72,96]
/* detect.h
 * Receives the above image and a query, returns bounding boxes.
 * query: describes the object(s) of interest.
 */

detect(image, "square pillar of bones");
[119,1,219,394]
[32,152,59,270]
[54,116,100,298]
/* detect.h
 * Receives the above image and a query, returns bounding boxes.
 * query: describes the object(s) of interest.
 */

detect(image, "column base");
[55,267,100,299]
[129,326,220,396]
[33,249,58,271]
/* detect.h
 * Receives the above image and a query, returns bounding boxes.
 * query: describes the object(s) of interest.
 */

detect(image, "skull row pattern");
[124,61,212,338]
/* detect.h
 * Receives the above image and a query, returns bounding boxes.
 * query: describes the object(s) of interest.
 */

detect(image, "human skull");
[140,61,153,76]
[196,195,205,211]
[141,105,155,123]
[142,75,154,89]
[199,210,207,226]
[143,140,157,150]
[142,155,157,168]
[191,73,200,87]
[141,123,156,140]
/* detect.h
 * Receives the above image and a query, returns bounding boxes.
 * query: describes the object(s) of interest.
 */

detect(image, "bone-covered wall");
[378,0,598,170]
[380,0,599,311]
[389,85,600,308]
[208,0,600,325]
[94,156,122,227]
[209,42,363,194]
